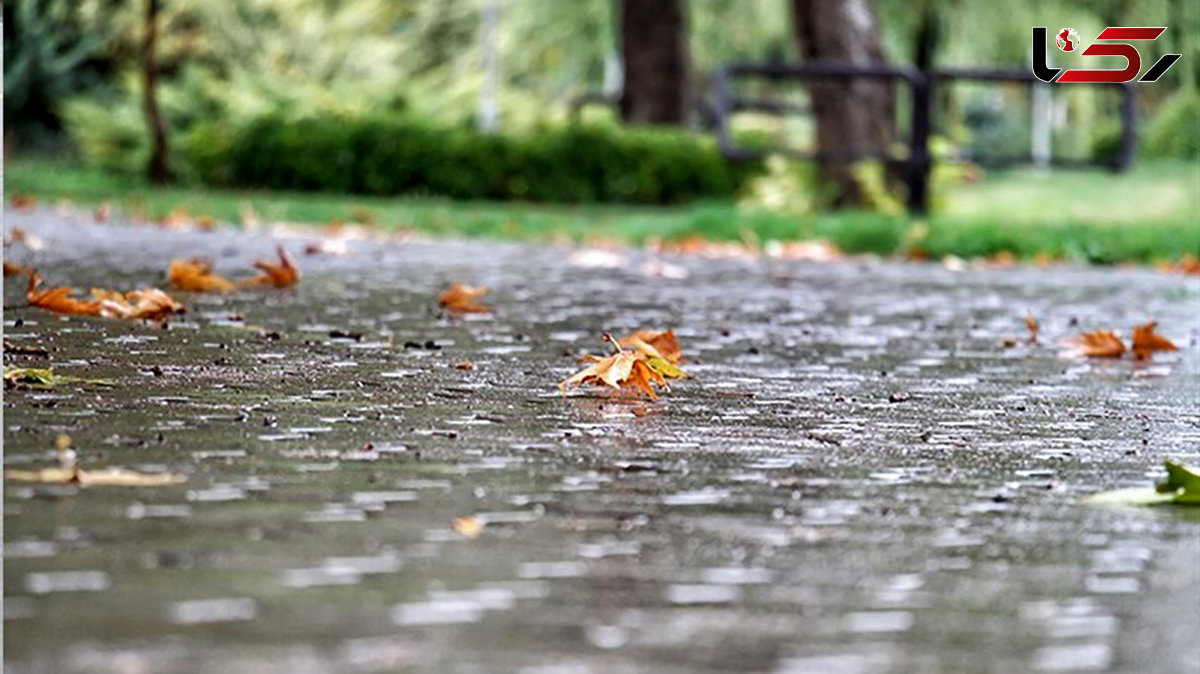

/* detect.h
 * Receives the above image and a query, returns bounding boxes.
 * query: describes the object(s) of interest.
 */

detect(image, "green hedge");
[185,115,760,204]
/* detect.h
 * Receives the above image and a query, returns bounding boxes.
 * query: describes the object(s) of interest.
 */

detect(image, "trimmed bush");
[184,114,759,204]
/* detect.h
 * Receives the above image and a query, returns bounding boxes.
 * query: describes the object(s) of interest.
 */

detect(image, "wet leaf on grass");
[560,334,668,399]
[438,283,491,313]
[242,245,300,288]
[168,258,237,293]
[5,434,186,487]
[4,367,115,389]
[1085,461,1200,507]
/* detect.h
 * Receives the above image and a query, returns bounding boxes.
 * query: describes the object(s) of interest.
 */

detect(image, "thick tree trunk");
[143,0,171,184]
[619,0,688,125]
[791,0,893,207]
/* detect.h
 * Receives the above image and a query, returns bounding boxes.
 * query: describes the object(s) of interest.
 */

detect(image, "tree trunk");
[143,0,171,184]
[791,0,893,207]
[619,0,688,125]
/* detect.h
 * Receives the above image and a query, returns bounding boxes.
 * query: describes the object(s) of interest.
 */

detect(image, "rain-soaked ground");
[3,207,1199,674]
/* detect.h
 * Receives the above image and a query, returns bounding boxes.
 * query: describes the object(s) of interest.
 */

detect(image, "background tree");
[619,0,689,124]
[792,0,895,207]
[143,0,171,183]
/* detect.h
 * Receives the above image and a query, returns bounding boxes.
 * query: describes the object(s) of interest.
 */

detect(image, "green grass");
[5,158,1198,264]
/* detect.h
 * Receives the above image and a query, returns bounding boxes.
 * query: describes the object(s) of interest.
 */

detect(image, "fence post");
[1115,83,1137,172]
[907,74,933,214]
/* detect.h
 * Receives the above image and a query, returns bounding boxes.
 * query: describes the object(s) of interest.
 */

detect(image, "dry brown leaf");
[619,329,684,364]
[11,192,37,212]
[1025,314,1039,344]
[451,515,484,538]
[5,467,187,487]
[560,334,668,399]
[1064,330,1127,358]
[438,283,491,313]
[26,272,102,316]
[243,245,301,288]
[94,288,186,323]
[1131,321,1177,361]
[5,434,185,487]
[169,258,237,293]
[4,260,33,277]
[5,225,46,250]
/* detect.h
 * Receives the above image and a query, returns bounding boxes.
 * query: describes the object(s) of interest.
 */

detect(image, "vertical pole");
[478,0,500,134]
[1031,82,1051,170]
[906,74,932,214]
[1115,82,1136,172]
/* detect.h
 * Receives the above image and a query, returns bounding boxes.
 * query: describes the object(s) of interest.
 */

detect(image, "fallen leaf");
[10,192,37,211]
[438,283,490,313]
[560,334,668,399]
[4,367,115,389]
[1085,460,1200,507]
[1025,314,1039,344]
[451,515,484,538]
[5,434,185,487]
[94,288,186,323]
[243,245,301,288]
[6,226,46,250]
[4,260,33,277]
[27,272,102,316]
[1062,330,1126,358]
[619,329,684,364]
[1131,321,1177,361]
[168,258,237,293]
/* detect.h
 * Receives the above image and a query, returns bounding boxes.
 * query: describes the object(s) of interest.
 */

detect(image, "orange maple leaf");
[1064,330,1127,358]
[243,245,300,288]
[168,258,237,293]
[438,283,491,313]
[560,334,668,399]
[619,329,684,364]
[1131,321,1177,361]
[26,272,102,316]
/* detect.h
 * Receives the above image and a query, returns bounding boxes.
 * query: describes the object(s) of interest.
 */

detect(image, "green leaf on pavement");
[1085,460,1200,507]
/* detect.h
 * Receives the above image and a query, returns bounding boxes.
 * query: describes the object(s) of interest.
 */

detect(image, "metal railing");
[711,62,1137,214]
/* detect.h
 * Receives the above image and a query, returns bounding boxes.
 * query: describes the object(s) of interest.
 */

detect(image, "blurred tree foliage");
[5,0,1195,160]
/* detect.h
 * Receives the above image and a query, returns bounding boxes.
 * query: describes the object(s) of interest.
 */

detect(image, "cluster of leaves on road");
[560,331,690,400]
[4,435,186,488]
[1061,321,1177,361]
[168,246,301,292]
[27,272,186,324]
[1086,460,1200,507]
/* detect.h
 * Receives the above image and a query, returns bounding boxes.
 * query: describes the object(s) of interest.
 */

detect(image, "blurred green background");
[4,0,1198,263]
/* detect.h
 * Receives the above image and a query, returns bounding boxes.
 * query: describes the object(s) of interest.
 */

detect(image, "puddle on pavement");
[4,209,1199,673]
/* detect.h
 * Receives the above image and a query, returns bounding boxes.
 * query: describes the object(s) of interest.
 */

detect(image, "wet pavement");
[4,207,1199,674]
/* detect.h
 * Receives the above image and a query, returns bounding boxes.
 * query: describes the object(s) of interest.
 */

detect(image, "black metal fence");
[711,63,1137,214]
